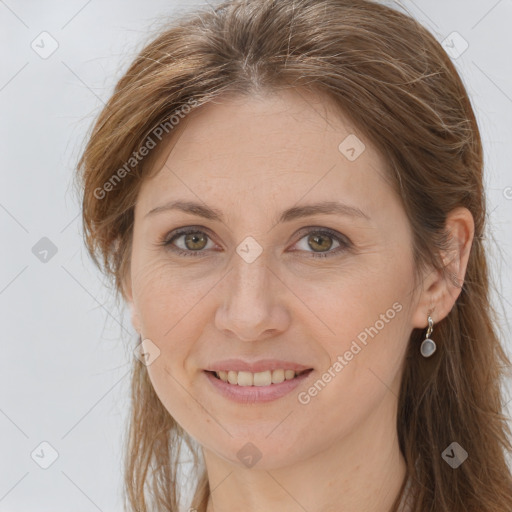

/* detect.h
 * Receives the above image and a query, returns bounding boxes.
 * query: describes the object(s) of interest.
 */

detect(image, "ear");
[411,206,474,329]
[122,270,142,335]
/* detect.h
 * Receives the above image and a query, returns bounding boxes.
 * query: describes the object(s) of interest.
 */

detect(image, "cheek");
[134,270,206,433]
[304,251,413,387]
[132,255,208,332]
[293,290,410,446]
[131,257,209,396]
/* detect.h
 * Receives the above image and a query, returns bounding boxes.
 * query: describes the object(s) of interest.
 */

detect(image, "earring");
[420,315,437,358]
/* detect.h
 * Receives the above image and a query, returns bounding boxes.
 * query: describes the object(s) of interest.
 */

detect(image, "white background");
[1,1,511,510]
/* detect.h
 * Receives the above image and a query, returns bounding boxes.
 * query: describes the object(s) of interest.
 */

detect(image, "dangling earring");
[420,315,437,357]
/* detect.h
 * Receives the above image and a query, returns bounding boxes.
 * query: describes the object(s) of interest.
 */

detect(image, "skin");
[123,89,474,512]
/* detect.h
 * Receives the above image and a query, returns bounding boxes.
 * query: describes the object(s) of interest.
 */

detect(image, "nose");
[214,251,290,342]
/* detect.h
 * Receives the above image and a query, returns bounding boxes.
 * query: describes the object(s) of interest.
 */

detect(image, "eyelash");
[158,226,351,259]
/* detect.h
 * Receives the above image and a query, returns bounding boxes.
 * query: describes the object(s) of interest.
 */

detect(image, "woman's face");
[125,89,425,469]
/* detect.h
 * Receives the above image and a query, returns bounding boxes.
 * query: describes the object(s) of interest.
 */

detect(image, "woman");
[74,0,512,510]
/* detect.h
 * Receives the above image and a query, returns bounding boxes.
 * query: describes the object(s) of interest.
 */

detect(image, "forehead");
[136,89,393,220]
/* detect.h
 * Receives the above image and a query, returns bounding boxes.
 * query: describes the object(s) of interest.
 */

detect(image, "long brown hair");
[74,0,512,510]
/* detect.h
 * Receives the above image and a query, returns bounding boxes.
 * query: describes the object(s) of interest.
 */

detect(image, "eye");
[160,227,216,257]
[158,226,351,259]
[291,227,351,259]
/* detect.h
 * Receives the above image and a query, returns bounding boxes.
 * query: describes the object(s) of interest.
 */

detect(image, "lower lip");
[203,370,314,404]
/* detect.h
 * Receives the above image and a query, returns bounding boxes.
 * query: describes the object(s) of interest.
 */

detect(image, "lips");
[204,366,314,403]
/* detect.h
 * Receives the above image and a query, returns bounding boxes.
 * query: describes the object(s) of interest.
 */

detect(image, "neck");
[202,394,407,512]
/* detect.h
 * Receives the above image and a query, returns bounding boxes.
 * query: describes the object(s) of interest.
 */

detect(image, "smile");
[203,369,314,403]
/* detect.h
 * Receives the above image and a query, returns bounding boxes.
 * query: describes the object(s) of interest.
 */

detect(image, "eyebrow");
[144,199,371,223]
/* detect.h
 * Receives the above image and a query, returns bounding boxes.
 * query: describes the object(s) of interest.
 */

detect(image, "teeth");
[215,369,301,386]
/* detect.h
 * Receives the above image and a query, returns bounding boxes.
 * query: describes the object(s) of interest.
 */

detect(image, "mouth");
[205,368,314,386]
[203,367,315,404]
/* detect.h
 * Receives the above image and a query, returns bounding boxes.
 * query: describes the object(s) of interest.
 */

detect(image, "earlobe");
[410,267,441,331]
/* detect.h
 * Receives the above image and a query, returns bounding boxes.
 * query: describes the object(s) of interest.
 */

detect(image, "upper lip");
[204,358,313,373]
